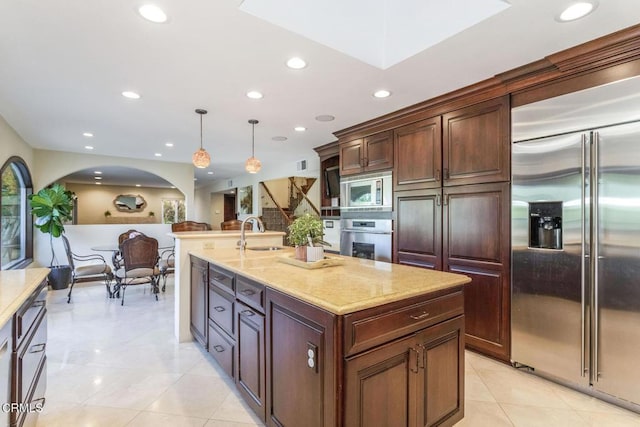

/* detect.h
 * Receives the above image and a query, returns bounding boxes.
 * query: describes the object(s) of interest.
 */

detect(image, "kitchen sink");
[246,246,284,251]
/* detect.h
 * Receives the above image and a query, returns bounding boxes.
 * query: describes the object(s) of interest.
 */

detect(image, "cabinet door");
[340,139,364,176]
[364,131,393,172]
[269,301,324,427]
[394,189,442,270]
[344,334,416,427]
[416,316,465,427]
[394,118,442,190]
[190,257,208,348]
[236,302,266,421]
[442,96,510,186]
[443,182,510,361]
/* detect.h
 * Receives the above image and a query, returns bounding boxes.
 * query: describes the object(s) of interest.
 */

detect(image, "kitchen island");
[189,247,470,427]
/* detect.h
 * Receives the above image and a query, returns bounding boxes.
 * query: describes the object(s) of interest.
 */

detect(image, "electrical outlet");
[203,242,215,249]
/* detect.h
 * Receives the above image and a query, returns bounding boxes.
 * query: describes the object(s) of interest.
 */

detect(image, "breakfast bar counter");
[188,247,470,427]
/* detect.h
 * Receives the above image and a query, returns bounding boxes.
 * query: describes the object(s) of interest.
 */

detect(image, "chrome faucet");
[238,216,265,250]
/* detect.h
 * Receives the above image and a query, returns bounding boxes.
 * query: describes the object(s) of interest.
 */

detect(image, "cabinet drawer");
[16,312,47,403]
[14,359,46,427]
[209,265,234,294]
[236,276,265,313]
[14,283,47,348]
[209,285,235,337]
[208,320,235,378]
[343,290,464,356]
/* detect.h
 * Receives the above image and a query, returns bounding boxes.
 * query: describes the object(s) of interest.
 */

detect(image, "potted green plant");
[287,213,326,261]
[28,184,75,290]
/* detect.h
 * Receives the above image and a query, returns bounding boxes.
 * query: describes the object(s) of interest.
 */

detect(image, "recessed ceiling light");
[94,170,102,174]
[95,182,102,185]
[294,126,306,132]
[246,91,263,99]
[84,145,94,150]
[138,4,168,23]
[315,115,335,122]
[207,171,214,175]
[170,186,176,189]
[286,57,307,69]
[122,91,141,99]
[94,176,102,180]
[558,2,596,21]
[165,142,173,147]
[135,184,141,187]
[154,153,162,157]
[373,89,391,98]
[83,132,94,137]
[272,136,288,142]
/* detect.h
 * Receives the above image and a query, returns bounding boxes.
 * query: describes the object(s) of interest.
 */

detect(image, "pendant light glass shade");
[192,109,210,168]
[245,119,261,174]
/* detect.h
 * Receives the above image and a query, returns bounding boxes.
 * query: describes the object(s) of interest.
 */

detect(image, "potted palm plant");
[287,213,326,261]
[28,184,75,289]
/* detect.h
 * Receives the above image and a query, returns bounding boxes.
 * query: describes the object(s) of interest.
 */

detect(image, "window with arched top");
[1,157,33,269]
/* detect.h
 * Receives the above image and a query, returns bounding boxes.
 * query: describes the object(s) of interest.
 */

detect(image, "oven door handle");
[342,229,392,235]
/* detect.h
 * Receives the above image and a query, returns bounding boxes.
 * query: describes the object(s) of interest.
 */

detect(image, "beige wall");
[65,183,184,225]
[210,193,225,230]
[0,115,35,184]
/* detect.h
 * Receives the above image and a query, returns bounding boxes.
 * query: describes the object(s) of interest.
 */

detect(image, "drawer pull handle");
[30,397,45,411]
[213,275,225,281]
[239,289,256,296]
[29,343,46,353]
[213,345,225,353]
[241,310,255,316]
[410,312,430,320]
[31,300,45,309]
[213,306,225,312]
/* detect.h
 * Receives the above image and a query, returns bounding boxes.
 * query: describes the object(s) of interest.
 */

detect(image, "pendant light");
[245,119,262,174]
[192,109,210,168]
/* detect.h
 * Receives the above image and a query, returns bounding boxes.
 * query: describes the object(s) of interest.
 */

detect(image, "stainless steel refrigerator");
[511,75,640,409]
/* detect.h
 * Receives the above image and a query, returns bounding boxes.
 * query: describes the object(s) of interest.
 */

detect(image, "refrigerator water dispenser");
[529,202,562,249]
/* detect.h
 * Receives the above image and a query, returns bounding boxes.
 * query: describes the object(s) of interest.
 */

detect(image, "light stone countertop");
[189,248,470,315]
[0,268,49,327]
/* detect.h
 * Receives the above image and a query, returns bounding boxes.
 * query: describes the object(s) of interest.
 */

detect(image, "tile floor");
[40,280,640,426]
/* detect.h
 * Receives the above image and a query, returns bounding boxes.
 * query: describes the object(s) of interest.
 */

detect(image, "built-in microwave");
[340,172,392,211]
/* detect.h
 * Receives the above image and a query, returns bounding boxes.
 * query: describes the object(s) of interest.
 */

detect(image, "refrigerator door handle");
[592,131,600,382]
[580,133,588,378]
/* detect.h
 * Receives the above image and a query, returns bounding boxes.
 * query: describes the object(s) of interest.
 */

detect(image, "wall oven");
[340,218,392,262]
[340,172,392,211]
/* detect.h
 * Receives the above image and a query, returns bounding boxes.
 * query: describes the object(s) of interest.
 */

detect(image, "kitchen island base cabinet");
[190,256,208,348]
[236,302,266,422]
[266,289,336,427]
[344,316,464,427]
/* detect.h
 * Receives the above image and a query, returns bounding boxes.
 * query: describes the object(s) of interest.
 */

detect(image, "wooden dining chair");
[171,221,211,232]
[113,235,160,305]
[220,219,252,230]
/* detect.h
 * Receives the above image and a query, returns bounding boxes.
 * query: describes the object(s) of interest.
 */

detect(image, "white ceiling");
[1,0,639,187]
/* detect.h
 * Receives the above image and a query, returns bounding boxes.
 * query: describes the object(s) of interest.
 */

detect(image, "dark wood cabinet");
[442,96,510,186]
[190,256,208,348]
[11,279,47,427]
[344,315,464,427]
[394,117,442,191]
[443,182,511,361]
[394,189,442,270]
[314,141,341,217]
[236,302,266,422]
[266,289,336,427]
[340,131,393,176]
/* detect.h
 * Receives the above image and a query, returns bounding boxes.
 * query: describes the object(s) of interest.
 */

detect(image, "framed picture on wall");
[239,185,252,214]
